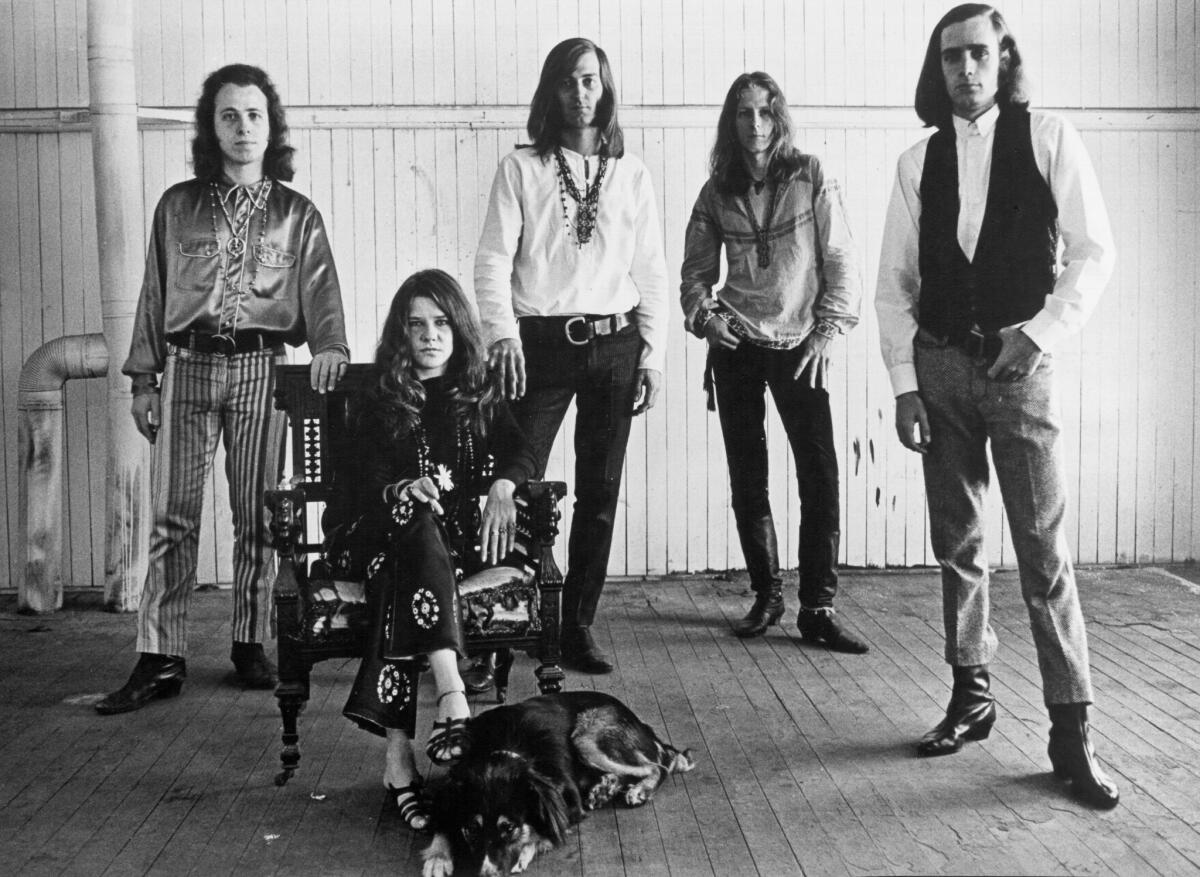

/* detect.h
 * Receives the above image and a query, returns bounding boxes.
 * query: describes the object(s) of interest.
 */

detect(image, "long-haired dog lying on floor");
[421,690,695,877]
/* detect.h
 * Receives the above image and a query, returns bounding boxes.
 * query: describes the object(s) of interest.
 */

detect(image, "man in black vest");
[876,4,1119,808]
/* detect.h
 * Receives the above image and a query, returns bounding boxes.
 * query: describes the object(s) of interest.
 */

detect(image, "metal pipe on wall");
[88,0,149,611]
[17,335,109,612]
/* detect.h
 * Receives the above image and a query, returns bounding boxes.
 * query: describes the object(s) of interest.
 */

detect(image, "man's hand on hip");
[631,368,661,416]
[895,391,930,454]
[310,349,349,393]
[987,326,1043,382]
[703,317,740,351]
[489,338,526,400]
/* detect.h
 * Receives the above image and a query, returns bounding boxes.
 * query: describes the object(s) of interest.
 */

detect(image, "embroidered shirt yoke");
[680,154,861,348]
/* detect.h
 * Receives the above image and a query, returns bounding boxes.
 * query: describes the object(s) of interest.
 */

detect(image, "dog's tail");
[653,737,696,777]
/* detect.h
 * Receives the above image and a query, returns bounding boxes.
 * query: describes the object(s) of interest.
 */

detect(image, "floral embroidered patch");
[367,552,387,579]
[391,495,414,526]
[412,588,441,629]
[376,664,411,705]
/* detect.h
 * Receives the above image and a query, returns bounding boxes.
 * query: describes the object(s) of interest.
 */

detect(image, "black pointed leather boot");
[733,584,784,638]
[917,664,997,757]
[562,625,613,674]
[95,653,187,715]
[796,607,869,653]
[1047,703,1120,809]
[732,513,785,638]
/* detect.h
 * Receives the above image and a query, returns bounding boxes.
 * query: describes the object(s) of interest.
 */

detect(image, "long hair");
[710,72,806,196]
[191,64,296,181]
[526,37,624,158]
[367,269,500,440]
[914,4,1030,129]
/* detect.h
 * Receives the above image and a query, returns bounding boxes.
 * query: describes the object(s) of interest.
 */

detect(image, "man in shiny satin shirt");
[97,64,349,714]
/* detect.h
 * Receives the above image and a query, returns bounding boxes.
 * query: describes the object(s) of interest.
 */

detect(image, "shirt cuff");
[638,346,666,373]
[485,320,522,349]
[1018,312,1067,354]
[313,344,350,359]
[888,362,919,397]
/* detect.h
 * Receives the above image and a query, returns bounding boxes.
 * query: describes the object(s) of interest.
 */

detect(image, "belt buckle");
[563,316,591,346]
[212,333,236,356]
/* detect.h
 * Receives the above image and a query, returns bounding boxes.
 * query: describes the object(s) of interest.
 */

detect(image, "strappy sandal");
[386,780,431,833]
[426,690,470,764]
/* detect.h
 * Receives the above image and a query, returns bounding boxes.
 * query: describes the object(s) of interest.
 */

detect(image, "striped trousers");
[137,346,286,656]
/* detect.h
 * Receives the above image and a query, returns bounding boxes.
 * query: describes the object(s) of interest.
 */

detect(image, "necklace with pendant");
[211,179,271,257]
[741,182,779,269]
[553,147,609,247]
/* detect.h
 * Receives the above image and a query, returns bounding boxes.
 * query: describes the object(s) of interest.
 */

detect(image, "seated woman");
[322,268,536,832]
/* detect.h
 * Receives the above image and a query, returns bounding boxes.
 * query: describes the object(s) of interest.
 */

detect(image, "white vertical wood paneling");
[2,0,1199,591]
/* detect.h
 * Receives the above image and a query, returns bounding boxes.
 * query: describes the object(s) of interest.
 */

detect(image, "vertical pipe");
[88,0,149,611]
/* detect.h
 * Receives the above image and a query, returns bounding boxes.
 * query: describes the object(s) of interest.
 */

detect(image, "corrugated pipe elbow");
[18,333,109,409]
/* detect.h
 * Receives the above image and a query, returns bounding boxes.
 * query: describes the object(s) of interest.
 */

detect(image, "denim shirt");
[123,178,349,377]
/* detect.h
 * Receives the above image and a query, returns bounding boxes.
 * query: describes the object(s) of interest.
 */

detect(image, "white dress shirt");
[474,145,670,372]
[875,105,1115,396]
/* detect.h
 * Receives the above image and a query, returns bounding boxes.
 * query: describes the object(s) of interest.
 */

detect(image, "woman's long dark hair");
[913,4,1030,129]
[366,269,501,440]
[526,37,624,158]
[191,64,296,182]
[710,72,805,196]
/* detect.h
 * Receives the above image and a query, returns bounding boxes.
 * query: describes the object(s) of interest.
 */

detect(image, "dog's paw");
[585,773,620,810]
[510,839,541,873]
[668,748,697,774]
[623,785,652,807]
[421,833,455,877]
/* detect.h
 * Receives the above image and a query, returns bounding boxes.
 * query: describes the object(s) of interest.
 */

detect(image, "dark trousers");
[342,507,464,738]
[515,323,643,628]
[710,343,841,607]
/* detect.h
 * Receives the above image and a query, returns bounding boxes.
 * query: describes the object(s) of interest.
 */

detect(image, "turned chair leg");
[493,648,516,703]
[274,681,308,786]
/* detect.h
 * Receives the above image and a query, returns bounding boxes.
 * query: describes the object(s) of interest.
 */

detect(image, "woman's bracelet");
[812,319,838,340]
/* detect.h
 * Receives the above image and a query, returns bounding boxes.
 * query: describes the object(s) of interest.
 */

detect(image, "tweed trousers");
[915,336,1094,705]
[137,346,286,656]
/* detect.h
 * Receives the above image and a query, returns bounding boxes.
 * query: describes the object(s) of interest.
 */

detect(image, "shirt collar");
[952,103,1000,138]
[213,175,269,205]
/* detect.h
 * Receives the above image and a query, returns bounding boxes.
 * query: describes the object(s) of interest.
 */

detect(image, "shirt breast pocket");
[251,244,297,298]
[174,239,221,293]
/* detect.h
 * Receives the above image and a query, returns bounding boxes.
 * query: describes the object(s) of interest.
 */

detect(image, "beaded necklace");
[412,416,475,496]
[741,181,779,269]
[553,147,609,246]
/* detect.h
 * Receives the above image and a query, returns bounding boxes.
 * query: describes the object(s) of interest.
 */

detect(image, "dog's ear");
[523,768,571,844]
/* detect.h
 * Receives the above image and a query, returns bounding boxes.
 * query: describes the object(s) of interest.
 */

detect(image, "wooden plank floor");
[3,566,1200,876]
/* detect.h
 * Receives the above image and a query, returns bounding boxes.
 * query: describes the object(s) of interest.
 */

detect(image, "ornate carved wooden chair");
[265,364,565,785]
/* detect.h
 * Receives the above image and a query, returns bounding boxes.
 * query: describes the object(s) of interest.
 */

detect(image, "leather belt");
[167,330,284,356]
[519,312,636,347]
[919,326,1002,363]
